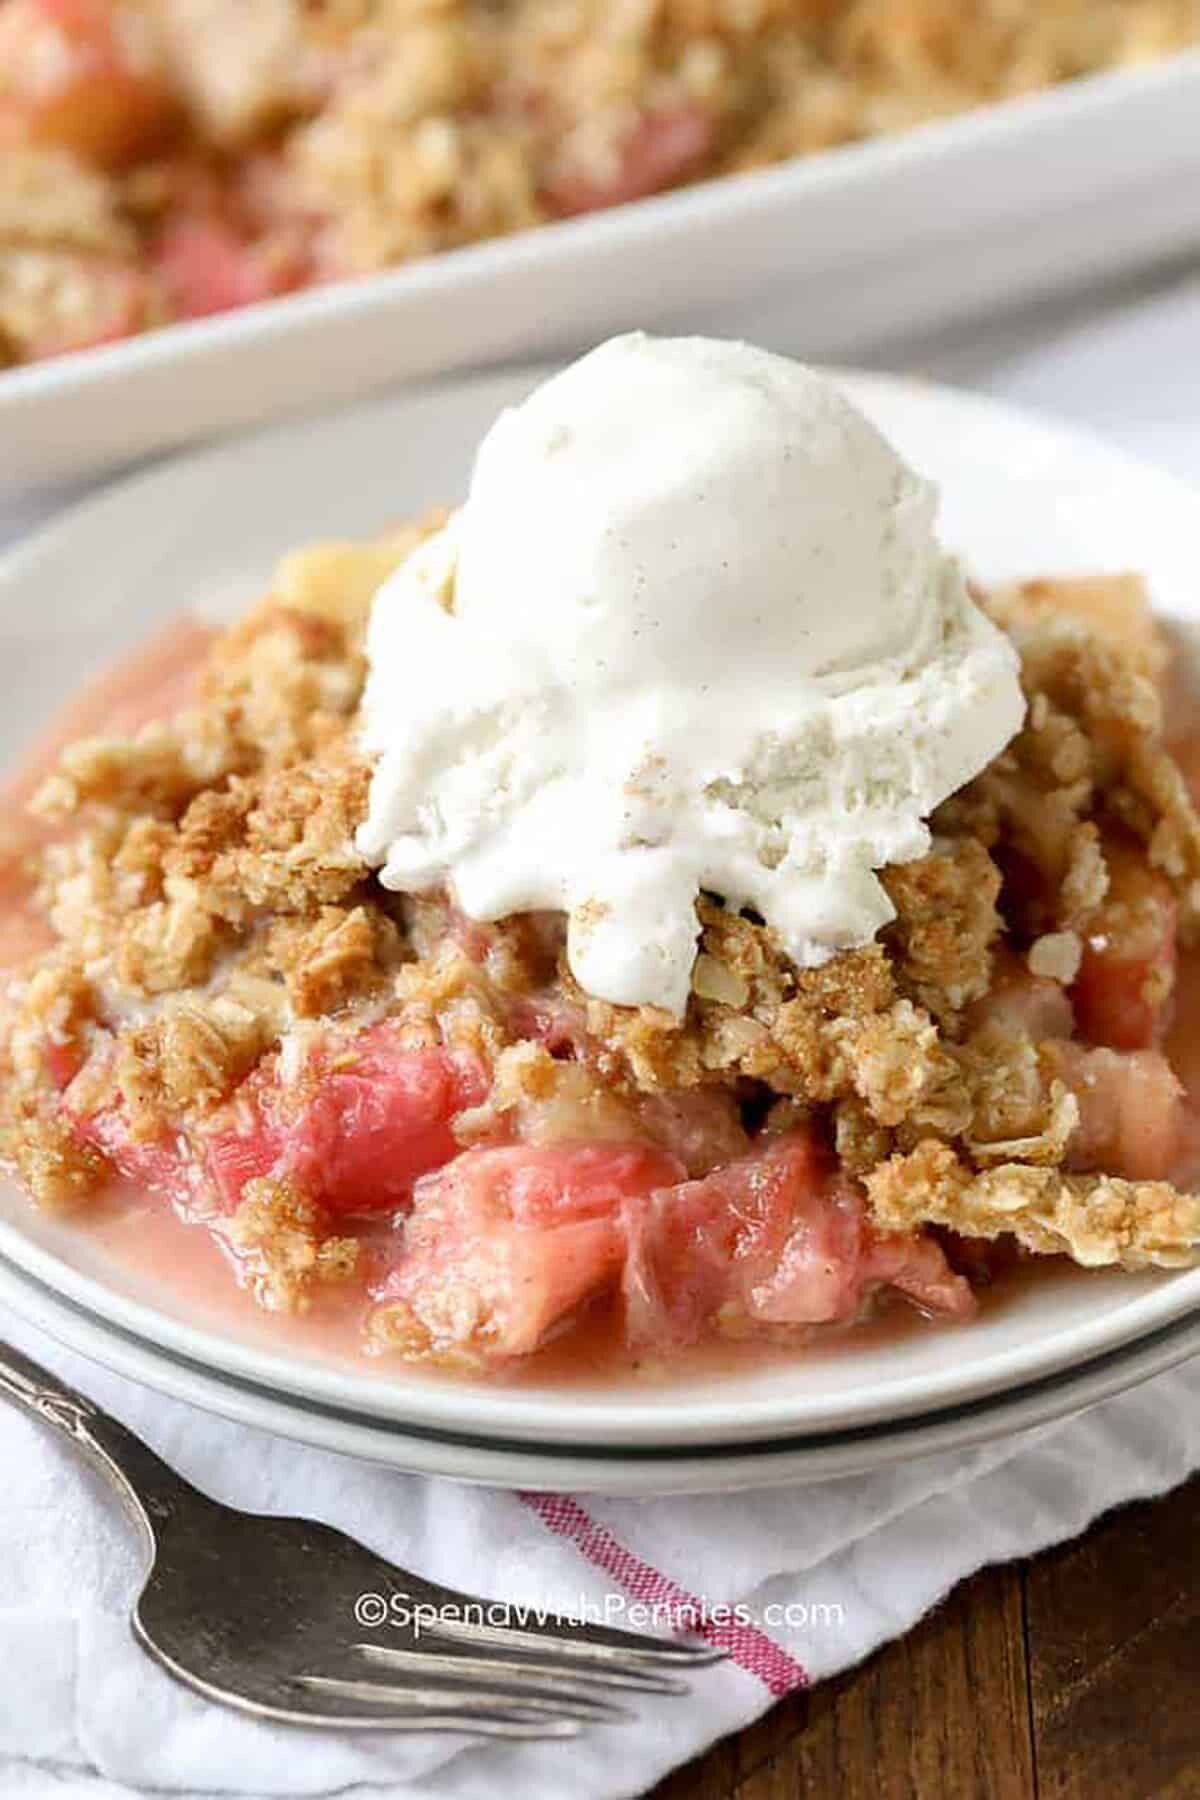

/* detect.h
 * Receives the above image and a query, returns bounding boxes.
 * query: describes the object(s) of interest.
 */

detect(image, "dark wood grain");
[655,1475,1199,1800]
[1024,1476,1200,1800]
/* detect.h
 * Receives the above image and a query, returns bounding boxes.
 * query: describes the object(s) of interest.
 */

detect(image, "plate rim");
[3,360,1200,1452]
[1,1243,1195,1493]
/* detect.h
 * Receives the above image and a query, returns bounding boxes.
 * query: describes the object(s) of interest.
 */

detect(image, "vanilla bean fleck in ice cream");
[356,333,1025,1015]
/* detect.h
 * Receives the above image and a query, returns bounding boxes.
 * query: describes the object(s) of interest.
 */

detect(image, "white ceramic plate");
[8,49,1200,486]
[1,1247,1197,1494]
[1,364,1198,1491]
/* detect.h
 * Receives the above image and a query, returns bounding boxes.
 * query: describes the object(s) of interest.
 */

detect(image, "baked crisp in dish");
[2,0,1198,365]
[3,530,1199,1372]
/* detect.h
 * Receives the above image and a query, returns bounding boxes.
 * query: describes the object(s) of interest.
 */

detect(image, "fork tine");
[276,1695,581,1739]
[297,1670,624,1726]
[395,1578,724,1667]
[357,1637,693,1697]
[351,1643,640,1710]
[408,1610,726,1678]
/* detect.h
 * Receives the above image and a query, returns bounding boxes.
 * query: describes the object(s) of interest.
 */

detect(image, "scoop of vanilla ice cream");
[356,333,1025,1016]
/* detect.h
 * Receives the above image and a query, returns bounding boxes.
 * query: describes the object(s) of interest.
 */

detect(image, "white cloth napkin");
[4,269,1200,1800]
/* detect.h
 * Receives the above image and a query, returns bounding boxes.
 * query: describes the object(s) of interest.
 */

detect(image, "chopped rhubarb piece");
[205,1112,281,1210]
[544,105,714,218]
[206,1027,488,1216]
[966,946,1073,1041]
[43,1039,83,1090]
[1073,844,1177,1050]
[153,217,298,321]
[65,1037,212,1204]
[622,1130,973,1350]
[861,1230,981,1319]
[636,1089,750,1177]
[1051,1043,1183,1182]
[77,1103,197,1203]
[507,994,589,1059]
[70,1024,486,1218]
[280,1039,486,1215]
[37,0,114,26]
[373,1142,685,1363]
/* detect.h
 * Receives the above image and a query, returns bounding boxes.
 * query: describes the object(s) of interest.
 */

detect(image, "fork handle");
[0,1338,207,1547]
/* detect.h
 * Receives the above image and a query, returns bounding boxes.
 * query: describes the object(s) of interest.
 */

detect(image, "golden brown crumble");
[867,1139,1200,1271]
[0,1091,108,1212]
[0,148,132,257]
[388,934,513,1068]
[832,1094,895,1179]
[1007,575,1170,688]
[151,994,275,1111]
[576,903,898,1098]
[881,836,1002,1027]
[227,1178,359,1312]
[455,1037,749,1176]
[193,753,373,919]
[367,1287,483,1374]
[981,579,1200,934]
[956,1030,1079,1169]
[456,1040,642,1152]
[1059,820,1110,927]
[266,903,403,1017]
[1,547,1198,1314]
[1027,931,1083,986]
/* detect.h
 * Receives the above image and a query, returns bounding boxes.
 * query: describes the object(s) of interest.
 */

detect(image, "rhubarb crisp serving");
[2,337,1199,1377]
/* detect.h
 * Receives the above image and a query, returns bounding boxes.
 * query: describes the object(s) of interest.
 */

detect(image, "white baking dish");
[7,48,1200,486]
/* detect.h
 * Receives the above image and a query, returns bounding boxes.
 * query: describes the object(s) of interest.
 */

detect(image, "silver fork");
[0,1340,722,1737]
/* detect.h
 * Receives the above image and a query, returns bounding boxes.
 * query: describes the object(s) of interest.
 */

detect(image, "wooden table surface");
[655,1473,1198,1799]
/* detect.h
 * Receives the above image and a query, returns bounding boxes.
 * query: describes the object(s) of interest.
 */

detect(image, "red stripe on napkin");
[520,1491,808,1696]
